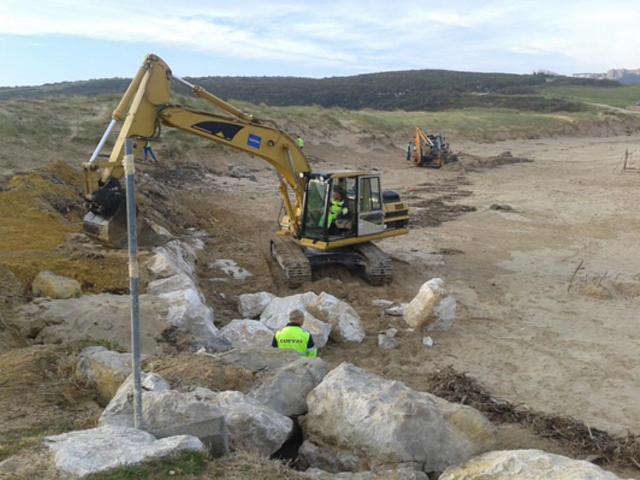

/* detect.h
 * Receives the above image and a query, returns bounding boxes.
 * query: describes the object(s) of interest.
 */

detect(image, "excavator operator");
[328,189,349,234]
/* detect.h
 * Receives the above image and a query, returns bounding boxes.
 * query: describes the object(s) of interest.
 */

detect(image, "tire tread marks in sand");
[408,181,475,228]
[427,366,640,471]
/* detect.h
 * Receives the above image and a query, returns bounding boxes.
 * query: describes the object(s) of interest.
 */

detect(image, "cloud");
[1,0,639,74]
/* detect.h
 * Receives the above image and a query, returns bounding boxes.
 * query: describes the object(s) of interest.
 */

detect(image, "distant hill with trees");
[0,68,618,112]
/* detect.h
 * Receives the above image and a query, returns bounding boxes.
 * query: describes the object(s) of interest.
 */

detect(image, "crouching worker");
[272,309,318,358]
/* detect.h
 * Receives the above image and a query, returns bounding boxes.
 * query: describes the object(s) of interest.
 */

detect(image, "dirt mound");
[0,161,131,294]
[427,367,640,471]
[456,151,534,172]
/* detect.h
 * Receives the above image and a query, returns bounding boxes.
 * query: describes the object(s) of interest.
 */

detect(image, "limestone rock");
[378,332,399,350]
[237,292,276,318]
[438,449,629,480]
[260,292,318,330]
[304,363,494,472]
[220,319,274,347]
[147,239,198,279]
[404,278,456,330]
[104,389,227,455]
[99,372,171,425]
[260,292,331,348]
[298,440,360,473]
[302,467,428,479]
[191,388,293,456]
[212,259,253,281]
[385,304,407,317]
[45,425,203,478]
[430,295,457,331]
[308,292,365,343]
[76,346,134,405]
[250,357,330,416]
[32,271,81,299]
[148,273,218,344]
[371,299,394,308]
[212,345,301,373]
[15,293,172,353]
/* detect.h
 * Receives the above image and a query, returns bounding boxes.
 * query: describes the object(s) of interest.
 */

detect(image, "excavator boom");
[83,54,409,286]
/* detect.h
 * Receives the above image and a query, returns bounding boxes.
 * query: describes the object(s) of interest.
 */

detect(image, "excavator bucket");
[83,201,129,248]
[83,196,162,248]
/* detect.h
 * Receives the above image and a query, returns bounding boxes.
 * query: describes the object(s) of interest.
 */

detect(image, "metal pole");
[88,118,117,164]
[123,138,143,429]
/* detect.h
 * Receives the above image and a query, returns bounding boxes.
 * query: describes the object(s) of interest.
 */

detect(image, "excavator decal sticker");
[192,121,243,141]
[247,133,262,149]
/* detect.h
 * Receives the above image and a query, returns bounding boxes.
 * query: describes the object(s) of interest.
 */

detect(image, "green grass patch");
[87,451,207,480]
[541,84,640,109]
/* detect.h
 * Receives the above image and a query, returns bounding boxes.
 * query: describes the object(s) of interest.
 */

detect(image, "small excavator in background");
[82,54,409,286]
[409,127,456,168]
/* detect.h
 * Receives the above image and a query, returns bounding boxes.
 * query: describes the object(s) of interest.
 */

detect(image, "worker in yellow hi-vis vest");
[296,136,305,150]
[272,309,317,358]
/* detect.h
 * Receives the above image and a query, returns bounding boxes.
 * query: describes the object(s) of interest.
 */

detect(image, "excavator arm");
[83,54,310,239]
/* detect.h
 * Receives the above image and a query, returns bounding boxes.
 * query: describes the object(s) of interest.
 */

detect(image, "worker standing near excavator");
[296,136,305,150]
[272,310,317,358]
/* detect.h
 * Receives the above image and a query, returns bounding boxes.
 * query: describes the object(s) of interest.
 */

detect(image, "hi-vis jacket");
[272,322,317,358]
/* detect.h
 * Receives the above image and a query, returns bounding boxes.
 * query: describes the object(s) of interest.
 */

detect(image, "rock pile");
[16,237,221,353]
[232,290,366,349]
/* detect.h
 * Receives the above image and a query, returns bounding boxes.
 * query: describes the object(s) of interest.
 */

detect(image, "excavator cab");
[301,173,387,242]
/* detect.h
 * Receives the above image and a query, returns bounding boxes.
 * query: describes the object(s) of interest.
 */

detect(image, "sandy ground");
[2,130,639,477]
[186,134,640,439]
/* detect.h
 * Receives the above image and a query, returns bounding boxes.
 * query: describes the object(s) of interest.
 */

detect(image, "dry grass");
[143,353,256,393]
[0,343,103,462]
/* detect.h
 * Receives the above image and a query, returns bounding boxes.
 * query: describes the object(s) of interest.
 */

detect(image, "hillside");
[0,68,618,112]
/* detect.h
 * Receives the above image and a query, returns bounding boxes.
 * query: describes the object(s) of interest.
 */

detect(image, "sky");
[1,0,639,87]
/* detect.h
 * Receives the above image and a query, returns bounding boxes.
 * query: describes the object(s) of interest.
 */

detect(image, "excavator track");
[270,236,312,287]
[352,242,393,285]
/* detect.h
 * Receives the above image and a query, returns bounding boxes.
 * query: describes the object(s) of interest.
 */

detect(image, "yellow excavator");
[82,54,409,286]
[410,127,456,168]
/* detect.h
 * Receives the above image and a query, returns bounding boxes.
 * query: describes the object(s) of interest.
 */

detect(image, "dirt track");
[182,134,640,439]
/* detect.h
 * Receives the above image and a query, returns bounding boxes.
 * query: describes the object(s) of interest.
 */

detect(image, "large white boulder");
[148,272,218,344]
[438,449,630,480]
[237,292,276,318]
[16,294,174,353]
[308,292,365,343]
[404,278,456,330]
[147,239,199,279]
[260,292,331,348]
[191,388,294,456]
[220,319,274,347]
[99,372,171,426]
[32,271,82,299]
[101,387,228,456]
[250,357,330,416]
[45,425,203,478]
[304,363,494,472]
[100,373,291,457]
[76,346,134,405]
